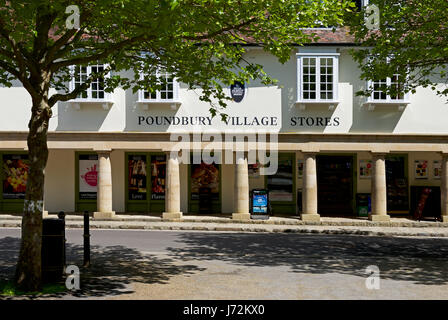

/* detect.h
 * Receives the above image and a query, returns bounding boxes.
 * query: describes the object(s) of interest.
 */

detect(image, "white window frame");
[296,53,339,109]
[137,70,180,109]
[367,75,409,104]
[69,64,113,104]
[365,55,410,110]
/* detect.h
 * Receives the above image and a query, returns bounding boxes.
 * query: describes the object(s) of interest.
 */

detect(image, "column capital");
[301,151,319,157]
[370,151,389,157]
[94,149,112,155]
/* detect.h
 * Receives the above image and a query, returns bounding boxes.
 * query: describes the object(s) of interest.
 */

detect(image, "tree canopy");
[0,0,354,119]
[0,0,355,292]
[346,0,448,98]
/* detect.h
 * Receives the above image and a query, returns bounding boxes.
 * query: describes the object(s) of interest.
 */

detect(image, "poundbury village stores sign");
[136,115,341,128]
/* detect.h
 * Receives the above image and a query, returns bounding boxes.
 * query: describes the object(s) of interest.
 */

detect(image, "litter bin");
[41,218,66,283]
[199,187,212,214]
[356,193,371,217]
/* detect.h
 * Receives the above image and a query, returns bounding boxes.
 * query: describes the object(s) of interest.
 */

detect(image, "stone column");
[301,152,320,221]
[94,151,116,219]
[232,153,250,220]
[42,202,49,218]
[163,152,183,220]
[441,153,448,223]
[369,153,390,221]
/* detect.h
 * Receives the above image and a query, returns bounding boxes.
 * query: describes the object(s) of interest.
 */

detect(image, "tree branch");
[48,65,112,107]
[49,34,152,72]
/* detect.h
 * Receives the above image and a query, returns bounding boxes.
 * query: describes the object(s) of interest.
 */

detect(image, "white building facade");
[1,34,448,222]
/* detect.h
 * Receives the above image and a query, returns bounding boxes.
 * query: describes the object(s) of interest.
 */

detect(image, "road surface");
[1,228,448,299]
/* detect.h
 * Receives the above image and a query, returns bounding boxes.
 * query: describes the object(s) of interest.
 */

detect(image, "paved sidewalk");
[1,213,448,237]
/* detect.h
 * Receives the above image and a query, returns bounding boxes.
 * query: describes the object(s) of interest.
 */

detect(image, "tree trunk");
[14,95,51,292]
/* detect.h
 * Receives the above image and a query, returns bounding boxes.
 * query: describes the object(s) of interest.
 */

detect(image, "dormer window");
[69,64,112,102]
[368,74,408,102]
[138,70,179,102]
[296,53,339,109]
[137,69,181,109]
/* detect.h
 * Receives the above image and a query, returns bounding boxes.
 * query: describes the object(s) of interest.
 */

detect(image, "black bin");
[41,218,66,283]
[199,187,212,214]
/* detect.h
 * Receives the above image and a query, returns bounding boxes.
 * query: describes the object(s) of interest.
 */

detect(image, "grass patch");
[0,280,66,296]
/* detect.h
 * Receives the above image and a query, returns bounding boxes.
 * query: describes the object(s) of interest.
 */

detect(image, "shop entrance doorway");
[189,161,221,214]
[385,155,409,214]
[317,155,355,216]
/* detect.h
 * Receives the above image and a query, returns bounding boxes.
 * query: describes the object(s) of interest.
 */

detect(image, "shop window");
[296,54,339,109]
[128,155,147,201]
[150,155,166,200]
[126,153,166,213]
[267,157,294,202]
[2,154,29,200]
[190,162,220,201]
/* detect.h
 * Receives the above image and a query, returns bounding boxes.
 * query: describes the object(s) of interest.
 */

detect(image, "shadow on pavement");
[0,236,204,299]
[166,233,448,286]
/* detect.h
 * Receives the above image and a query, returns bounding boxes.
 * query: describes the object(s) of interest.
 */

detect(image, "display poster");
[248,161,261,178]
[267,158,293,201]
[2,154,29,199]
[433,161,441,179]
[191,162,219,200]
[79,154,98,200]
[252,193,268,213]
[359,160,372,179]
[297,160,304,179]
[415,160,428,179]
[128,155,147,200]
[151,155,166,200]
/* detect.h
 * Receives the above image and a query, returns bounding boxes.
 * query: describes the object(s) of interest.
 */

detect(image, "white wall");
[2,48,448,135]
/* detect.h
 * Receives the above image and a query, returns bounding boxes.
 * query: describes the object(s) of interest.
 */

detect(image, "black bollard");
[83,211,91,267]
[58,211,66,267]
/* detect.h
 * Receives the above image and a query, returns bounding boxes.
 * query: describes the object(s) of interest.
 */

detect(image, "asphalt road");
[1,228,448,299]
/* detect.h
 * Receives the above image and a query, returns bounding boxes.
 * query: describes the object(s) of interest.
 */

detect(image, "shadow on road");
[0,236,204,299]
[166,233,448,285]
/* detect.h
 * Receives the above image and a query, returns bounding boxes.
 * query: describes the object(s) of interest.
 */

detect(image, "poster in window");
[151,155,166,200]
[79,154,98,200]
[415,160,428,179]
[191,162,219,200]
[433,160,442,179]
[2,154,29,199]
[248,161,261,178]
[359,160,372,179]
[128,155,147,200]
[267,158,293,201]
[297,160,304,179]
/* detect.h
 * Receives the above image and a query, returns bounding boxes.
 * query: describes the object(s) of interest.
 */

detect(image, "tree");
[0,0,354,291]
[346,0,448,98]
